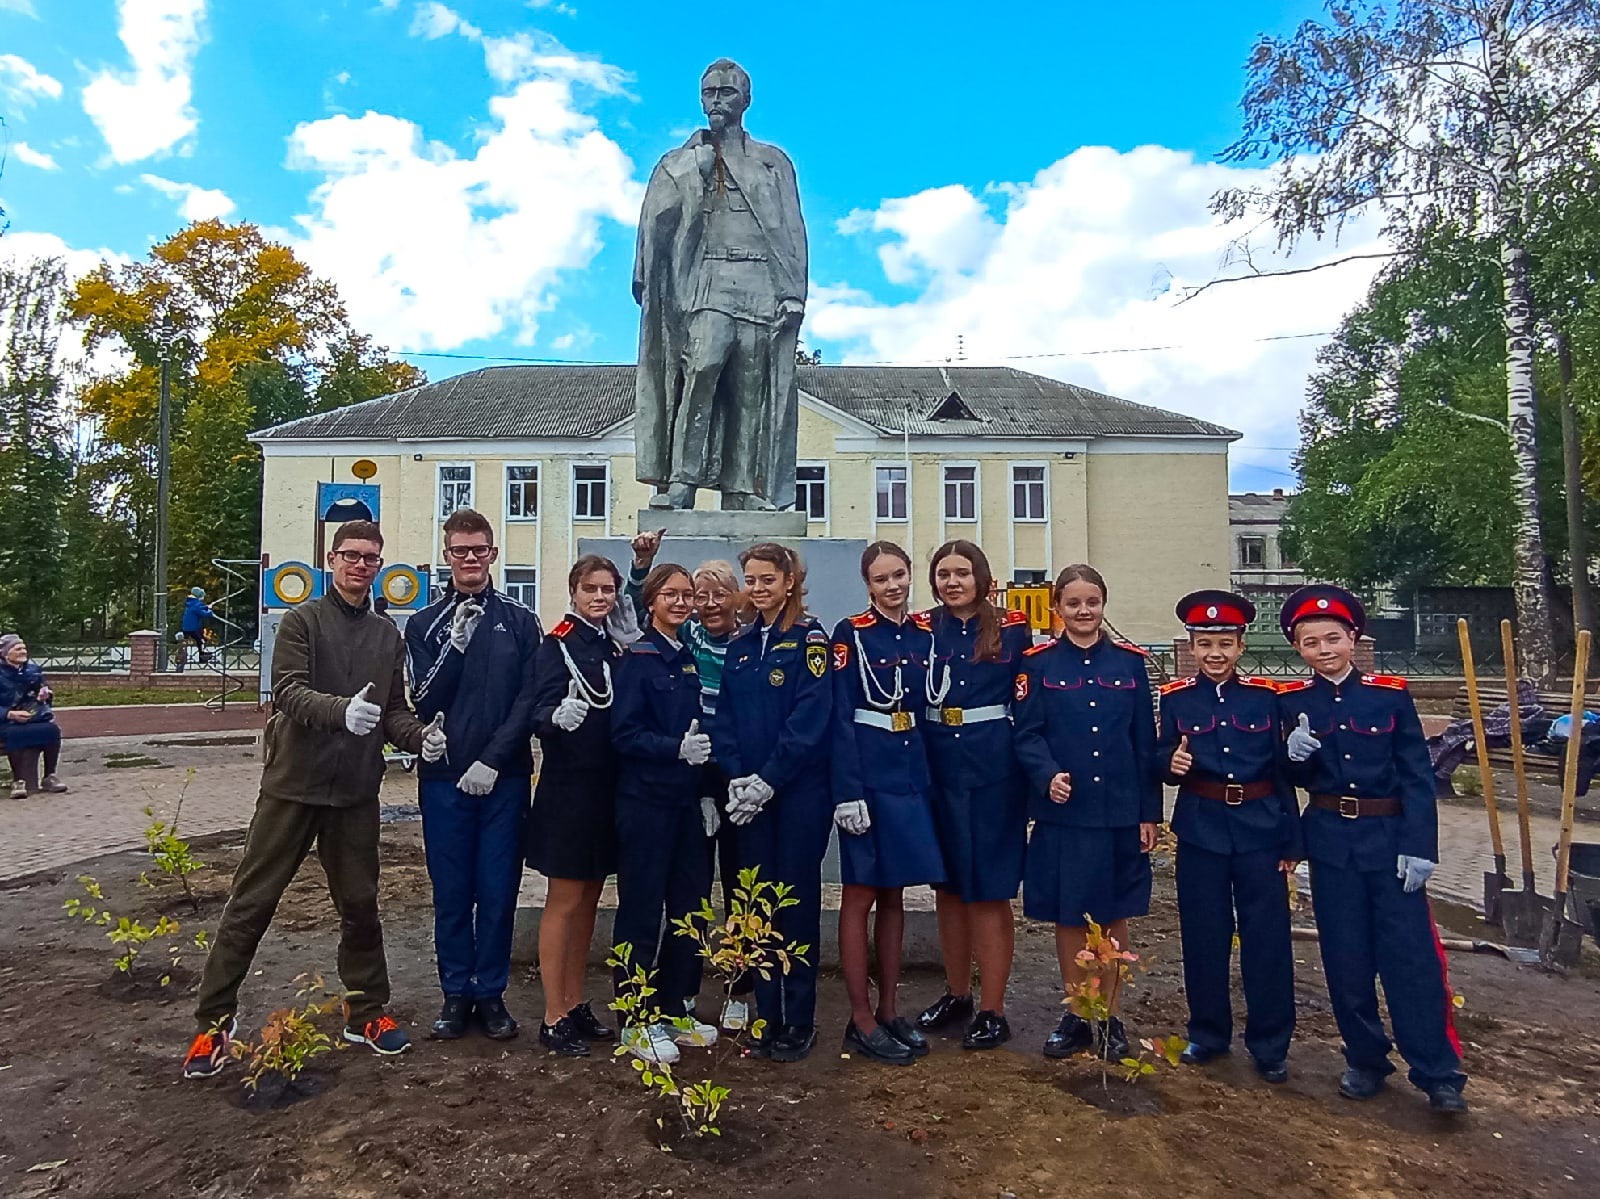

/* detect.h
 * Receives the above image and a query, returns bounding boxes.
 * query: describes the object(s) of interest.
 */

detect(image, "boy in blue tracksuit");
[177,587,215,671]
[406,509,541,1042]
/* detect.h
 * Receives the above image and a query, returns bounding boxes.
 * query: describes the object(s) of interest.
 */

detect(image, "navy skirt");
[1023,823,1152,926]
[929,776,1027,903]
[838,788,946,889]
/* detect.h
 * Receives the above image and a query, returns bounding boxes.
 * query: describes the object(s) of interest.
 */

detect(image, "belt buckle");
[1224,784,1244,806]
[727,245,747,261]
[941,707,963,727]
[891,711,914,733]
[1338,796,1360,820]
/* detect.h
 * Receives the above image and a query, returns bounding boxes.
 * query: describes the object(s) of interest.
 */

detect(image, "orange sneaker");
[343,1013,410,1055]
[182,1016,237,1079]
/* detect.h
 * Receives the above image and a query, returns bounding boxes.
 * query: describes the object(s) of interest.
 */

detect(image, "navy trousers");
[613,797,713,1019]
[735,787,831,1031]
[1176,841,1295,1064]
[419,774,530,999]
[1309,860,1466,1091]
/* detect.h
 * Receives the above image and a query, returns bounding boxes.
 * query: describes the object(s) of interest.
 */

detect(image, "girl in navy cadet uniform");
[829,541,944,1066]
[707,543,833,1063]
[1277,585,1467,1114]
[527,555,626,1057]
[1156,590,1301,1083]
[1013,564,1160,1062]
[610,563,721,1064]
[912,540,1033,1051]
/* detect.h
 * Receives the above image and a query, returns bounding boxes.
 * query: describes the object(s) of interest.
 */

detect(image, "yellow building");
[251,364,1238,642]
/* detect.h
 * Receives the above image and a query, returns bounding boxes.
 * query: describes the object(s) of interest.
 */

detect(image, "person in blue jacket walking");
[405,509,541,1043]
[1277,585,1467,1114]
[177,587,216,671]
[1157,590,1301,1083]
[1013,563,1160,1062]
[707,542,833,1063]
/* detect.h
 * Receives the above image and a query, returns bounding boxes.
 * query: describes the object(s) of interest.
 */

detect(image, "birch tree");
[1214,0,1600,681]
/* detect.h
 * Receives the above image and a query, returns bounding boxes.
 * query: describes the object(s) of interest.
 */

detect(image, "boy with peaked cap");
[1276,585,1467,1114]
[1157,590,1301,1083]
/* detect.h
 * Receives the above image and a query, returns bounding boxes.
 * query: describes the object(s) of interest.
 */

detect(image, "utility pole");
[153,320,175,672]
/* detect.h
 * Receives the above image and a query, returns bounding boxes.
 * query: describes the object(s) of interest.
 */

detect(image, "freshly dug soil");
[0,824,1597,1198]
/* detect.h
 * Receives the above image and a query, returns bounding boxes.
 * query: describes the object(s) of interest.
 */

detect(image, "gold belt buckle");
[1224,784,1244,806]
[1338,796,1360,819]
[891,711,914,733]
[941,707,964,727]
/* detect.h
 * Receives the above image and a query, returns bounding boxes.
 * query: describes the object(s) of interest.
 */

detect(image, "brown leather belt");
[1310,793,1401,819]
[1182,778,1275,805]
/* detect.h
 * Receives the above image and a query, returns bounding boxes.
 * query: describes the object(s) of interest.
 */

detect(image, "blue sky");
[0,0,1386,490]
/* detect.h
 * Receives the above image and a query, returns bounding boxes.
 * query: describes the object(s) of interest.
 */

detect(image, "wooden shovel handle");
[1557,629,1589,896]
[1501,619,1537,881]
[1457,619,1504,857]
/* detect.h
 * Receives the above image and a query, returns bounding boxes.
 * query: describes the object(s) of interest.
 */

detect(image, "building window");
[943,465,977,522]
[1239,537,1266,568]
[1417,611,1466,640]
[573,463,608,520]
[1012,464,1045,521]
[1013,568,1047,585]
[503,567,538,609]
[506,464,539,521]
[875,464,908,521]
[438,464,473,519]
[430,566,452,603]
[796,463,827,521]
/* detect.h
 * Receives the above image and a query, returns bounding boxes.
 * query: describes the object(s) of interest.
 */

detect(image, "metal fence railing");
[28,643,261,676]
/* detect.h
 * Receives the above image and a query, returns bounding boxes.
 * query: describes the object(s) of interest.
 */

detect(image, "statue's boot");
[722,491,775,512]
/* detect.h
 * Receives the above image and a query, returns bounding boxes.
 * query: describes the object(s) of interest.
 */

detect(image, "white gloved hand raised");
[678,718,712,766]
[553,680,590,732]
[344,682,381,736]
[833,800,871,836]
[449,597,484,653]
[1287,712,1322,762]
[420,711,448,763]
[459,760,499,796]
[700,796,721,837]
[1397,854,1436,893]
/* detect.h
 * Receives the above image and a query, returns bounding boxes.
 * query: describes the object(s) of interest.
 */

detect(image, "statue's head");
[700,58,750,132]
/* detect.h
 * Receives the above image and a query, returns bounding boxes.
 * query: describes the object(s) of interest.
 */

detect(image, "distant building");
[1229,489,1307,638]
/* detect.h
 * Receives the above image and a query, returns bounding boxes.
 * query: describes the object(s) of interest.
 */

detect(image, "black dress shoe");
[430,995,470,1040]
[962,1009,1011,1051]
[1253,1058,1289,1084]
[916,990,975,1031]
[475,996,519,1041]
[567,1001,615,1042]
[1427,1083,1468,1114]
[1179,1042,1228,1065]
[1099,1017,1132,1062]
[769,1024,817,1063]
[538,1015,591,1057]
[882,1016,930,1056]
[1043,1012,1094,1059]
[1338,1066,1387,1100]
[843,1020,914,1065]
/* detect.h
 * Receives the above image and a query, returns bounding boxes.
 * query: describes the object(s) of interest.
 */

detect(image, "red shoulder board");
[550,619,574,638]
[1277,678,1314,693]
[910,610,933,631]
[1362,673,1408,690]
[1237,675,1278,691]
[1113,640,1150,657]
[1002,608,1030,627]
[1160,676,1199,696]
[849,610,877,628]
[1023,640,1054,657]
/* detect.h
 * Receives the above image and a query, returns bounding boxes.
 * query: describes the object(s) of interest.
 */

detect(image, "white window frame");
[942,462,979,523]
[796,461,829,527]
[436,462,475,521]
[1011,462,1047,523]
[572,461,609,522]
[504,462,540,523]
[874,462,909,523]
[502,565,539,610]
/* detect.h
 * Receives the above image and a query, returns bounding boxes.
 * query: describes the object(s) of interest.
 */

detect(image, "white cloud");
[526,0,577,14]
[286,54,640,351]
[0,0,39,15]
[0,53,62,106]
[410,1,478,40]
[11,141,59,170]
[810,145,1388,483]
[139,173,236,221]
[0,231,122,281]
[81,0,208,164]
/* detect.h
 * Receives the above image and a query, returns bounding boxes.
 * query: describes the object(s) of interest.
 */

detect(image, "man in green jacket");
[183,520,448,1078]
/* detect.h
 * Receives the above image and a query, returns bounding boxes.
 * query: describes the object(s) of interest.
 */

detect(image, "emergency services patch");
[832,642,850,671]
[807,644,827,678]
[1014,672,1030,702]
[768,668,786,687]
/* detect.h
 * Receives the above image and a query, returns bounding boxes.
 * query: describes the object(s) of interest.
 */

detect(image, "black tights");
[7,743,59,787]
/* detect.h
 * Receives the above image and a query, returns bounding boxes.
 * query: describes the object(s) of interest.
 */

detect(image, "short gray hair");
[701,58,751,101]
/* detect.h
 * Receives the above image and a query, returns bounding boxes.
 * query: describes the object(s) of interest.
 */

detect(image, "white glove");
[459,760,499,796]
[700,796,720,837]
[1397,855,1436,894]
[741,775,775,813]
[420,712,448,763]
[678,718,712,766]
[553,680,590,732]
[725,775,773,826]
[344,683,381,736]
[1287,713,1322,762]
[449,598,484,653]
[834,800,871,836]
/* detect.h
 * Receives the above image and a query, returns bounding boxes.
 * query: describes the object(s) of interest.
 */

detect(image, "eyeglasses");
[657,589,695,605]
[445,545,496,560]
[695,589,732,604]
[333,550,384,568]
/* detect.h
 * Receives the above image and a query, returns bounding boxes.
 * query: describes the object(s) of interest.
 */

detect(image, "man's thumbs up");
[1287,711,1322,762]
[344,682,381,736]
[1170,733,1194,777]
[680,717,712,765]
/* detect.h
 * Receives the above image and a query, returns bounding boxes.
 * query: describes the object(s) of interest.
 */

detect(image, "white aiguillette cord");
[558,637,613,709]
[924,620,952,708]
[854,613,906,713]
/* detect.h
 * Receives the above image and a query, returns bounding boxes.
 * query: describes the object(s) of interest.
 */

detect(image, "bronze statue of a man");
[632,58,808,511]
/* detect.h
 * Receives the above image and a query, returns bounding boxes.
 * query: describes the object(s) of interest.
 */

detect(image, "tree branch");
[1177,252,1402,303]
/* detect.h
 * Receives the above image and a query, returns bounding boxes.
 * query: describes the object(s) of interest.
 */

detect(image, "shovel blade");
[1537,907,1586,969]
[1483,871,1507,928]
[1500,889,1556,949]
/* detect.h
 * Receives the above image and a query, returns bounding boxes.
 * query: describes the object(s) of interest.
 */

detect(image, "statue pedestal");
[635,508,807,540]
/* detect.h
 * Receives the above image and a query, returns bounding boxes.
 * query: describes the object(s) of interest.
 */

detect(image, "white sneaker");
[621,1023,680,1064]
[720,998,750,1031]
[674,1017,719,1047]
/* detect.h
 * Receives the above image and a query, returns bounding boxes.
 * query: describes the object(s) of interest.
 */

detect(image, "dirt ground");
[1,824,1598,1199]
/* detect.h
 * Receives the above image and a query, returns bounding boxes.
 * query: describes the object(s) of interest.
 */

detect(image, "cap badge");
[1206,606,1218,619]
[1317,598,1329,609]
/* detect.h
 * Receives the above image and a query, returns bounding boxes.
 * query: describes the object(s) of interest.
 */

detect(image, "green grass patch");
[52,688,217,707]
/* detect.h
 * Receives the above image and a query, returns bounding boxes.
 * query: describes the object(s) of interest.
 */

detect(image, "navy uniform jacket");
[1277,671,1437,869]
[531,615,622,792]
[707,615,832,799]
[916,607,1033,790]
[406,584,542,782]
[611,627,705,808]
[1156,672,1302,858]
[1012,635,1161,828]
[830,609,931,801]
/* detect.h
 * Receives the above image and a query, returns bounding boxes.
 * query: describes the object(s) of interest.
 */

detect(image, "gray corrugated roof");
[253,363,1239,442]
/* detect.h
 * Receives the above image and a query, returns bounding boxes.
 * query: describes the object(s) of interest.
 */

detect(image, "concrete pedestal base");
[636,507,808,539]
